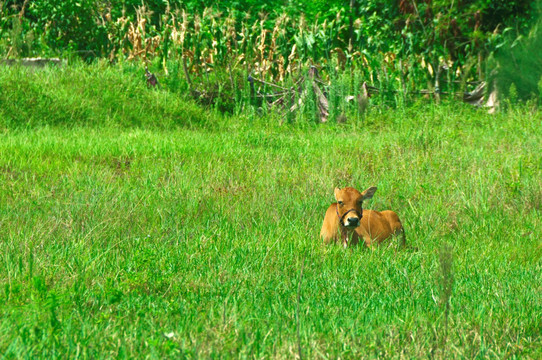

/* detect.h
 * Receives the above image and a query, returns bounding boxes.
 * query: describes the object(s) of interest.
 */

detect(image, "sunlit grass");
[0,66,541,359]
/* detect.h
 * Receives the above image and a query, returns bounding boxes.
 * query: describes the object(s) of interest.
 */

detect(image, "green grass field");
[0,65,541,358]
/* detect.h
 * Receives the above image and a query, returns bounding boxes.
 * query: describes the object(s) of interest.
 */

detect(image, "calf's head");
[334,186,377,228]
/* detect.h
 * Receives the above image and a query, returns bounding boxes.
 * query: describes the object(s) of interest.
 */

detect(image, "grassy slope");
[0,65,541,359]
[0,62,208,129]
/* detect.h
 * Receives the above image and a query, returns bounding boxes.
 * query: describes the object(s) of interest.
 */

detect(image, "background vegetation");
[1,0,541,111]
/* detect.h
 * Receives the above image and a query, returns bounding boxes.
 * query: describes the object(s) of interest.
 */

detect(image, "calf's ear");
[334,187,341,201]
[362,186,377,200]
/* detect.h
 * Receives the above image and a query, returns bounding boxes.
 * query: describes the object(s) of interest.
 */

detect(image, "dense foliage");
[1,1,541,109]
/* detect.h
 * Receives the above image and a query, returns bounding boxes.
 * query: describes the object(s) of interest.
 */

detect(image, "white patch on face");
[344,216,360,227]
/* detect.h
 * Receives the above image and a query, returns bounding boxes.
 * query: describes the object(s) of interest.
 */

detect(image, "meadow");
[0,65,541,358]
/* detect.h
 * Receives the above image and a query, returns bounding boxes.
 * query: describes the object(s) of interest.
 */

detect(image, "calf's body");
[320,187,405,247]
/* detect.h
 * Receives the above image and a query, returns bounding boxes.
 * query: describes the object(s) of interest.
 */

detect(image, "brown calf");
[320,186,405,248]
